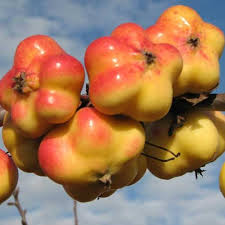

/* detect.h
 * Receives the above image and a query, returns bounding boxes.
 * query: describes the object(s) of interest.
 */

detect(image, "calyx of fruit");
[85,22,183,122]
[146,5,225,96]
[0,35,85,138]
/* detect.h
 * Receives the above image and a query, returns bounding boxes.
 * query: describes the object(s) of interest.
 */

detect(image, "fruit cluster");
[1,5,225,204]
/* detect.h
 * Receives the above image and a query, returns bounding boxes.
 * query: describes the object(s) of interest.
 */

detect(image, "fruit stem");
[145,141,180,158]
[141,152,176,162]
[7,187,28,225]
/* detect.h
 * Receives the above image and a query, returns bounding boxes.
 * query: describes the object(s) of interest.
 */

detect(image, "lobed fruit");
[0,35,85,138]
[144,111,225,179]
[85,22,183,122]
[38,107,145,202]
[146,5,225,96]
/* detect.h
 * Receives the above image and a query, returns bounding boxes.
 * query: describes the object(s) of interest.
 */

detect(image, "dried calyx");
[99,173,112,188]
[12,72,39,94]
[143,51,156,65]
[194,167,206,179]
[168,93,217,136]
[187,37,200,48]
[13,72,28,93]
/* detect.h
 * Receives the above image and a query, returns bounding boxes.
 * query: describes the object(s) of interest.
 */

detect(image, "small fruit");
[38,107,145,201]
[219,162,225,198]
[128,154,147,185]
[0,149,18,204]
[144,110,225,179]
[85,22,183,122]
[2,112,44,175]
[0,35,85,138]
[146,5,225,96]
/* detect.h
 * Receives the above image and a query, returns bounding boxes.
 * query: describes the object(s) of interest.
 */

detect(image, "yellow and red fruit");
[0,35,85,138]
[2,112,44,175]
[85,22,183,122]
[0,149,18,204]
[38,107,145,202]
[144,111,225,179]
[146,5,225,96]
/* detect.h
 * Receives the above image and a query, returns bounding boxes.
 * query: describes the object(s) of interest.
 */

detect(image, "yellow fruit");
[144,110,225,179]
[128,154,147,185]
[219,162,225,198]
[0,149,18,204]
[2,112,44,175]
[146,5,225,96]
[39,107,145,202]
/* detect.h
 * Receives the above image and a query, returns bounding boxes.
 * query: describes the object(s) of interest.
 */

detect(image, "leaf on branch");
[180,93,209,106]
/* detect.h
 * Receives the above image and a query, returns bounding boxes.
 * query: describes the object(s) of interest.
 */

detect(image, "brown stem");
[7,188,28,225]
[78,94,92,110]
[141,152,176,162]
[143,142,180,162]
[73,200,79,225]
[145,141,180,158]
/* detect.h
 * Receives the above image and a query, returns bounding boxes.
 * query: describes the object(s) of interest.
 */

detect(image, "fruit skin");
[85,22,183,122]
[98,189,117,198]
[63,182,117,202]
[0,35,85,138]
[219,162,225,198]
[144,111,225,179]
[128,154,147,186]
[146,5,225,96]
[2,112,44,175]
[205,111,225,161]
[39,107,145,202]
[0,149,18,204]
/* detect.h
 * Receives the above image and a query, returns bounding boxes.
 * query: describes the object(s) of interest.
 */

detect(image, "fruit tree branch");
[73,200,79,225]
[195,93,225,111]
[7,187,28,225]
[171,93,225,113]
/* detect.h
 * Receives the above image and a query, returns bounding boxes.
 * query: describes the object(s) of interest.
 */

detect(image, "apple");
[128,154,147,185]
[85,22,183,122]
[0,149,18,204]
[0,35,85,138]
[2,112,44,175]
[144,110,225,179]
[38,107,145,201]
[146,5,225,96]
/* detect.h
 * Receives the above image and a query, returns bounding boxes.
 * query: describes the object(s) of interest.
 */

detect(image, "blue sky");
[1,0,225,224]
